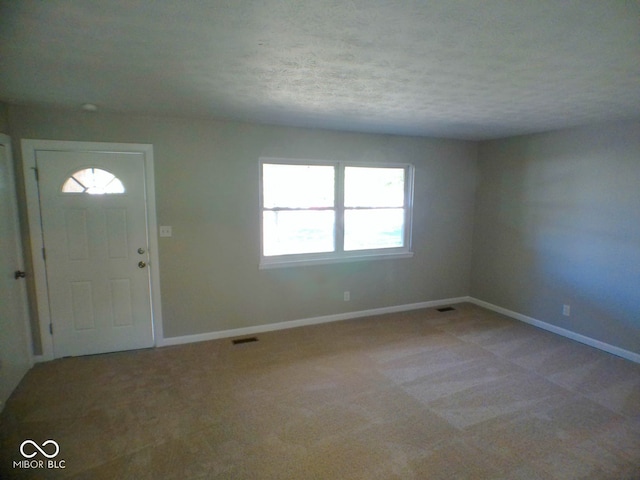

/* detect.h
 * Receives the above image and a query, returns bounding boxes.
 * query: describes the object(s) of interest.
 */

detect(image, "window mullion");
[335,163,345,253]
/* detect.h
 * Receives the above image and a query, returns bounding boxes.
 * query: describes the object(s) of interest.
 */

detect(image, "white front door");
[36,149,155,357]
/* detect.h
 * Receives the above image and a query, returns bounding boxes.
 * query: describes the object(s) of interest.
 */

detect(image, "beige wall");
[8,105,478,340]
[5,104,640,358]
[471,121,640,354]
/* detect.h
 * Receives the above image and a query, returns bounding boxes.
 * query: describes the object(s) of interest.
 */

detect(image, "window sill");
[259,251,414,269]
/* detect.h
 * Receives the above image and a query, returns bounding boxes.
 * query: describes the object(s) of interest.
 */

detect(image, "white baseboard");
[159,296,469,347]
[468,297,640,364]
[34,295,639,365]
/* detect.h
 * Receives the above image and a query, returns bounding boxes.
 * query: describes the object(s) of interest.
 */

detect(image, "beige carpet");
[1,303,639,479]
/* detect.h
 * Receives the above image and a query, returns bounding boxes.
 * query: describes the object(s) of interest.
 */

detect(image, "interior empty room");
[0,1,639,478]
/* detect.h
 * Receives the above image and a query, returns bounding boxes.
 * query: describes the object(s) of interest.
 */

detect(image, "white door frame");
[22,139,164,361]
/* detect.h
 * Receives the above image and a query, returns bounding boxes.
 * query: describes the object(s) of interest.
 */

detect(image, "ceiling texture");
[1,0,639,140]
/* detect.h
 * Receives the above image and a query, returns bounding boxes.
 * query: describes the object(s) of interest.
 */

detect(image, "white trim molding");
[159,297,469,347]
[161,295,640,364]
[468,297,640,364]
[28,286,639,366]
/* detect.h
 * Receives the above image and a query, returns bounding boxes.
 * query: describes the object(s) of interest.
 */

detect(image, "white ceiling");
[1,0,639,140]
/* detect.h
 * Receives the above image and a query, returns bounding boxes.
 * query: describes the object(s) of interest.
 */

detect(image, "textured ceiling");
[1,0,639,139]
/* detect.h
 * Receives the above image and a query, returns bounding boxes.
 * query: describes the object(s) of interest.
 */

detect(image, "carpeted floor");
[1,303,639,479]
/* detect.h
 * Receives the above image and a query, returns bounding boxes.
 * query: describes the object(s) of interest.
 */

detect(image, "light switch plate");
[159,226,172,237]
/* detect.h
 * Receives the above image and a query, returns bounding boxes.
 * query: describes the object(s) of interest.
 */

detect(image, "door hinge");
[42,247,46,260]
[49,323,53,335]
[32,167,39,182]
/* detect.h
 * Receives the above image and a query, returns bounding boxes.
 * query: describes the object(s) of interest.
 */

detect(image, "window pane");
[344,209,405,251]
[263,210,335,256]
[345,167,405,207]
[61,177,85,193]
[263,164,334,208]
[61,168,125,194]
[92,176,124,194]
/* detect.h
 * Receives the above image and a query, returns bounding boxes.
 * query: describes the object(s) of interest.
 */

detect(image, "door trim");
[21,140,164,361]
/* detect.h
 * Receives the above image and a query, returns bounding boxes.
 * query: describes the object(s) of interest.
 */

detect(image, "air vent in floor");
[436,307,455,312]
[232,337,259,345]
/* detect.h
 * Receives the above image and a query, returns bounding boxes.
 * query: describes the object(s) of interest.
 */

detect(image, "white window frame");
[259,157,414,269]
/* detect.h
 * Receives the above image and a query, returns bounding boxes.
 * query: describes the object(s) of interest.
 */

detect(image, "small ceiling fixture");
[82,103,98,112]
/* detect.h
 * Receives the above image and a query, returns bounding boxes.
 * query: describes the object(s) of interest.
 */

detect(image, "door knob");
[14,270,26,279]
[138,261,146,269]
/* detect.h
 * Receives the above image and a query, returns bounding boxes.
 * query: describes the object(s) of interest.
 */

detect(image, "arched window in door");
[61,168,125,194]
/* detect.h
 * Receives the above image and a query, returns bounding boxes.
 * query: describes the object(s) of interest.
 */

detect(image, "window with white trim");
[260,159,414,268]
